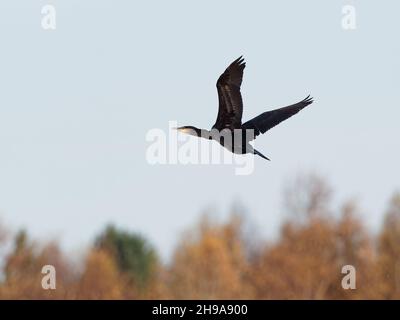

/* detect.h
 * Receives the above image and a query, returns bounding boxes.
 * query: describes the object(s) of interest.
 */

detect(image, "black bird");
[176,56,314,160]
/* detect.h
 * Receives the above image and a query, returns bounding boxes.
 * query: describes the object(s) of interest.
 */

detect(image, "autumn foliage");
[0,174,399,299]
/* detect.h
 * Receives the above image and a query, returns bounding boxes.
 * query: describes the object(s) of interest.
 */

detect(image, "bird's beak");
[175,127,199,137]
[174,127,187,133]
[172,127,187,132]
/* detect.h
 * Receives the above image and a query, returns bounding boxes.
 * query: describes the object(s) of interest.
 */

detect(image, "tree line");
[0,173,399,299]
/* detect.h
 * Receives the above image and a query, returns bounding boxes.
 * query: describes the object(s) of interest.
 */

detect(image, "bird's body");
[177,56,314,160]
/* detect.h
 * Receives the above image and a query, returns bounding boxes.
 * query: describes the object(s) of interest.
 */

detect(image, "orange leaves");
[168,216,252,299]
[77,250,126,299]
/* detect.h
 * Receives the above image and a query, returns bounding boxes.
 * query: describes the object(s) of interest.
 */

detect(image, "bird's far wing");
[242,95,314,139]
[213,56,246,131]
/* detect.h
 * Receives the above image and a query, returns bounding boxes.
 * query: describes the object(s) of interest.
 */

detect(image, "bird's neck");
[199,129,212,139]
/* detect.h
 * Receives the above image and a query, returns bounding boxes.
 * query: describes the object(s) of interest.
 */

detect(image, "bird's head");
[174,126,202,137]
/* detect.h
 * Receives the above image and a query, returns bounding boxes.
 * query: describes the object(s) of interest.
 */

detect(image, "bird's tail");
[254,149,270,161]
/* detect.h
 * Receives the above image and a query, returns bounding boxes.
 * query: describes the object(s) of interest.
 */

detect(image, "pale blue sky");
[0,1,399,260]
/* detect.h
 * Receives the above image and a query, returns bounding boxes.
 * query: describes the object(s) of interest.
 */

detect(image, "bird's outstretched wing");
[242,95,314,139]
[212,56,245,131]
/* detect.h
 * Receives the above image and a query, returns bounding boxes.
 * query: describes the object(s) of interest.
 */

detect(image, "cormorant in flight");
[176,56,314,160]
